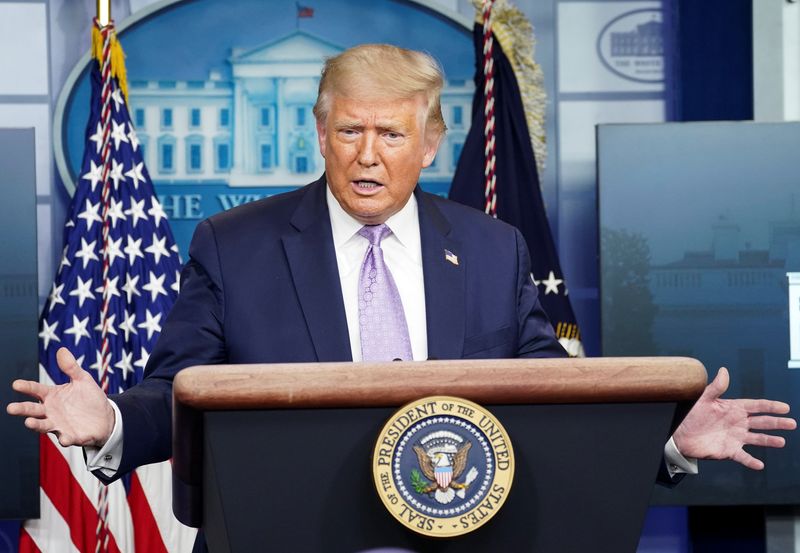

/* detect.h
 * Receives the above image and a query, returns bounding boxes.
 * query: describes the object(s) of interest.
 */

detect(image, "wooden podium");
[172,357,706,553]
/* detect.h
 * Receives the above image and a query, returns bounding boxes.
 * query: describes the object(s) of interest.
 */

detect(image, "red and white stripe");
[482,0,497,218]
[20,368,197,553]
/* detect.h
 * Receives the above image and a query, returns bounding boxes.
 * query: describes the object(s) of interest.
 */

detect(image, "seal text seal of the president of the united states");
[372,396,515,538]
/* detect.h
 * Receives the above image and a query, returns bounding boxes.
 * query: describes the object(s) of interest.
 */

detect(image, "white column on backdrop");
[755,4,800,552]
[753,5,800,553]
[753,0,800,121]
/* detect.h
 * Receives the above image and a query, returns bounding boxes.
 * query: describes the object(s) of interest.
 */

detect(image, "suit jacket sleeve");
[512,228,568,359]
[99,219,227,482]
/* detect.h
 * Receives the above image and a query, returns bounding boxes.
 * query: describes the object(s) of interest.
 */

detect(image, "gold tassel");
[91,23,130,106]
[91,25,103,62]
[473,0,547,179]
[110,36,129,105]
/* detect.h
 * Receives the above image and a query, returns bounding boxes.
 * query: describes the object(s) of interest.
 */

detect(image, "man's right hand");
[6,347,115,447]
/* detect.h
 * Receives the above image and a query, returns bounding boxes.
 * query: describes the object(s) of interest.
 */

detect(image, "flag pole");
[97,0,110,26]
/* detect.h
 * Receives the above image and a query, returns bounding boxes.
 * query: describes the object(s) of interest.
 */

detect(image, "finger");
[42,430,84,448]
[6,401,46,418]
[23,417,55,434]
[746,432,786,448]
[56,347,85,380]
[55,433,79,448]
[739,399,791,415]
[748,415,797,431]
[701,367,730,401]
[11,379,50,401]
[731,448,764,470]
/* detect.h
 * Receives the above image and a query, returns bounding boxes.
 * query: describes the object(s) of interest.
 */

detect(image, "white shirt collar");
[325,184,420,257]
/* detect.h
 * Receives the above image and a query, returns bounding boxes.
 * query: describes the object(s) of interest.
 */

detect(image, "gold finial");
[96,0,111,27]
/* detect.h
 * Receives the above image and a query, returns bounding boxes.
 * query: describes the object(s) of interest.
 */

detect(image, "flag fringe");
[474,0,547,179]
[91,24,129,106]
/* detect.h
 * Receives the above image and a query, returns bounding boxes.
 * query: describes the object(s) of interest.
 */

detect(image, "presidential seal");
[372,396,514,538]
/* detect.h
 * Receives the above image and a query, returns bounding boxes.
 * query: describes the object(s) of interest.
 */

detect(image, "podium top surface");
[173,357,707,410]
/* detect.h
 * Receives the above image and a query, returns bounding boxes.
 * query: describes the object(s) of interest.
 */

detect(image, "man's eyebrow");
[333,119,363,130]
[375,121,409,133]
[332,119,410,133]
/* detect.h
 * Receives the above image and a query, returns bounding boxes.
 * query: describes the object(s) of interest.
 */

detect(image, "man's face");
[316,93,440,225]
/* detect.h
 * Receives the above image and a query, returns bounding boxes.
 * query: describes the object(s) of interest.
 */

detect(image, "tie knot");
[358,224,391,246]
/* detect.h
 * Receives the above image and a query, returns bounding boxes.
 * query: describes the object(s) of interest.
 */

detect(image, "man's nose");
[357,134,379,167]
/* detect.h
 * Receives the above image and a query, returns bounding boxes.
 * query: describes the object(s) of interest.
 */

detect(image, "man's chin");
[351,212,391,226]
[344,202,393,225]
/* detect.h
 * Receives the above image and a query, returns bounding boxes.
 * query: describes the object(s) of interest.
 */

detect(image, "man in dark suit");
[8,44,795,483]
[104,172,568,475]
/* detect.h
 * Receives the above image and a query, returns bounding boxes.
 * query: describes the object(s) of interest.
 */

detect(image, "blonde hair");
[313,44,447,136]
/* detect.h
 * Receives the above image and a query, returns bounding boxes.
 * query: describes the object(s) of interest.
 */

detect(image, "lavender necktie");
[358,224,413,362]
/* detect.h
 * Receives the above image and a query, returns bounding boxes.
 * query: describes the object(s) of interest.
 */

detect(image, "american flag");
[449,0,584,357]
[19,20,196,552]
[297,3,314,18]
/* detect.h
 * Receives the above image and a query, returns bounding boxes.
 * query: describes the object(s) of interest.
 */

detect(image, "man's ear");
[421,129,443,169]
[316,119,327,158]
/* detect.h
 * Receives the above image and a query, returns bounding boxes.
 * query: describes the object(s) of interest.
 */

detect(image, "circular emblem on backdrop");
[372,396,514,538]
[596,8,665,84]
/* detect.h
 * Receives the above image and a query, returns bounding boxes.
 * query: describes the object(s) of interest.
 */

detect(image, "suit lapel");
[417,189,465,360]
[282,177,352,362]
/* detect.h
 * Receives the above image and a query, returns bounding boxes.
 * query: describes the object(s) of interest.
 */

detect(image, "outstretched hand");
[673,367,796,470]
[6,347,115,448]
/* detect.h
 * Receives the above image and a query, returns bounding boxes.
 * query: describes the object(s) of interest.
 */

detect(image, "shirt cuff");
[84,399,124,477]
[664,436,698,478]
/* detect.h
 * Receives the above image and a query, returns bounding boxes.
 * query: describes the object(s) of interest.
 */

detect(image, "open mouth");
[352,180,384,192]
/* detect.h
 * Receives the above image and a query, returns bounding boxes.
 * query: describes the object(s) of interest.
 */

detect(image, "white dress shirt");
[326,186,427,362]
[86,184,696,478]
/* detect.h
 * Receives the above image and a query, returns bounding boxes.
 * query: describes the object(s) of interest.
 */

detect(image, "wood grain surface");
[173,357,707,410]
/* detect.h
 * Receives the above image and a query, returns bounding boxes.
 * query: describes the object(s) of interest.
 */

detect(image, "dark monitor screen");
[0,128,40,518]
[598,121,800,505]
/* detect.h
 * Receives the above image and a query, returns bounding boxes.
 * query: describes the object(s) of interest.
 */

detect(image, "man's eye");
[385,132,401,140]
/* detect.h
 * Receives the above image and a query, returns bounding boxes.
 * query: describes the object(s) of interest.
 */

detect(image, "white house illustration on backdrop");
[128,31,474,187]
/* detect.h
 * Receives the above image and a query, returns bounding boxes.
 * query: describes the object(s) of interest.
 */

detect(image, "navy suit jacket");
[107,176,566,479]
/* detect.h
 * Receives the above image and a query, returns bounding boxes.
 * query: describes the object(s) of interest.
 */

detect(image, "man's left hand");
[673,367,797,470]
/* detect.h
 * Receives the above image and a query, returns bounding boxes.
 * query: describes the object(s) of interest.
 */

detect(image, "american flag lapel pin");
[444,249,459,266]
